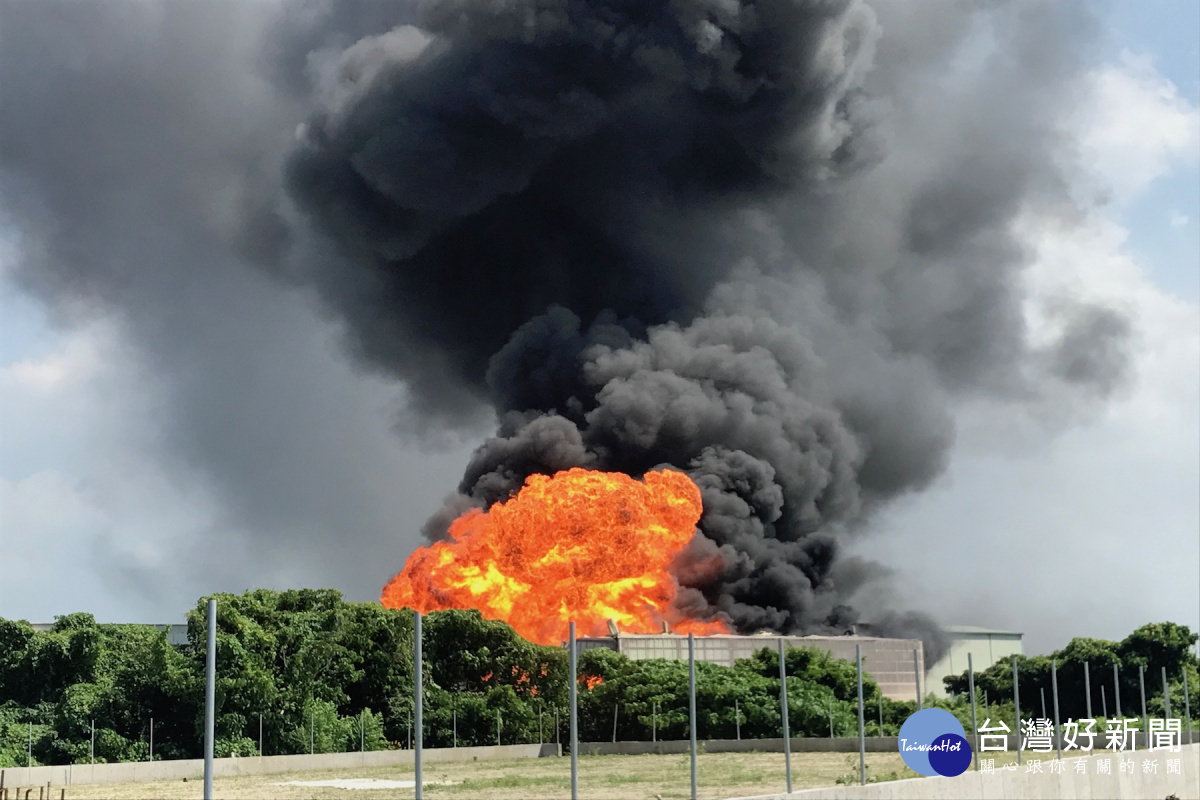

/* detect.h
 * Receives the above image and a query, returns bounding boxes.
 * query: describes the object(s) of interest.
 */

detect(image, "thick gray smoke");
[0,1,1129,651]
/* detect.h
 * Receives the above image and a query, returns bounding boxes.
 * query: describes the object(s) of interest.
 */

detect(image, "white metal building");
[924,624,1024,697]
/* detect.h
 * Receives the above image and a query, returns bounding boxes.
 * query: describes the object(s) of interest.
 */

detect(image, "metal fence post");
[1113,663,1122,718]
[856,644,865,786]
[652,701,657,743]
[149,717,153,761]
[1051,660,1061,761]
[496,710,501,746]
[829,697,834,738]
[539,708,544,745]
[913,650,922,710]
[569,621,578,800]
[1162,666,1171,721]
[1139,665,1148,747]
[688,633,698,800]
[779,639,792,793]
[1040,687,1046,719]
[612,704,618,743]
[1084,661,1092,720]
[1101,685,1108,719]
[259,714,263,757]
[415,611,423,800]
[310,712,314,754]
[968,653,978,771]
[1012,656,1022,766]
[1182,669,1192,743]
[28,722,31,768]
[203,598,216,800]
[735,698,740,741]
[90,720,94,765]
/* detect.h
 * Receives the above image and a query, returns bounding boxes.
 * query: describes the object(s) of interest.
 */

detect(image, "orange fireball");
[381,467,729,645]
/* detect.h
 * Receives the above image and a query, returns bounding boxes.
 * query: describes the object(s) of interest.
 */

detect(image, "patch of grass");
[446,774,567,790]
[60,750,924,799]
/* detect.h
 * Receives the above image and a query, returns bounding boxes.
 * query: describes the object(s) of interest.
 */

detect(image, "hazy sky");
[1,1,1196,656]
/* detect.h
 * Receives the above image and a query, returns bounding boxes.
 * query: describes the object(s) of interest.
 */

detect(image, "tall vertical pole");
[203,598,216,800]
[612,704,618,743]
[1011,656,1022,766]
[453,709,457,749]
[968,653,978,771]
[878,694,883,733]
[913,650,922,710]
[414,611,423,800]
[1113,663,1122,718]
[259,714,263,757]
[688,633,698,800]
[1182,670,1192,743]
[149,717,154,761]
[1139,665,1148,747]
[1040,687,1046,719]
[539,708,544,745]
[496,710,501,746]
[569,621,578,800]
[360,712,364,752]
[310,712,314,754]
[1084,662,1092,720]
[1051,660,1062,760]
[779,639,792,794]
[652,702,657,743]
[90,720,94,765]
[856,644,865,786]
[735,698,740,741]
[28,722,32,767]
[828,698,834,738]
[1161,667,1171,721]
[1101,685,1108,720]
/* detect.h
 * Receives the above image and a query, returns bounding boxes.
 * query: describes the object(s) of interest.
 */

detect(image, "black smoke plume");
[1,1,1129,652]
[278,0,1126,648]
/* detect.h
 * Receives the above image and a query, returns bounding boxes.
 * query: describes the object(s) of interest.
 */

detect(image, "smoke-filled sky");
[1,0,1197,655]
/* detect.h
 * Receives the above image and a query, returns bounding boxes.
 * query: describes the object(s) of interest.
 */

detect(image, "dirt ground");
[36,751,926,800]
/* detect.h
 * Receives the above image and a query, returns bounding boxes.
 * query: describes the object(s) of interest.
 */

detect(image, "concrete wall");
[727,742,1199,800]
[579,732,1198,756]
[0,743,559,790]
[578,738,901,756]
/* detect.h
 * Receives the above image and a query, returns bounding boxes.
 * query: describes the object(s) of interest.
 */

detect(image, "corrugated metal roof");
[943,624,1023,636]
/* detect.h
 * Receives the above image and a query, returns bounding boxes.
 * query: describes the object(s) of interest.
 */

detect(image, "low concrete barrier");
[727,742,1200,800]
[0,743,559,789]
[580,731,1198,756]
[579,738,900,756]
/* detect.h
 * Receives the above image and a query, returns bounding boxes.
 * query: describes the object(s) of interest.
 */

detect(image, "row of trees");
[942,622,1200,723]
[2,589,1196,767]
